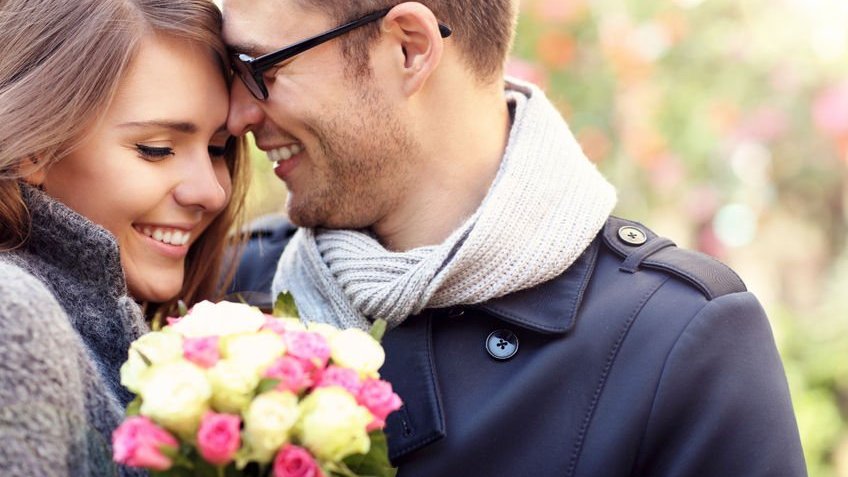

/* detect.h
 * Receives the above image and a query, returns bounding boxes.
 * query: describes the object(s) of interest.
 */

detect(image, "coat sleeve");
[634,291,807,477]
[0,263,90,477]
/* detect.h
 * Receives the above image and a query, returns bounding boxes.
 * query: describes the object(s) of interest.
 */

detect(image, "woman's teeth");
[138,226,191,246]
[267,143,303,162]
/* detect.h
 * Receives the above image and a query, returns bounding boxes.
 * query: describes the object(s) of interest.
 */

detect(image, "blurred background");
[243,0,848,474]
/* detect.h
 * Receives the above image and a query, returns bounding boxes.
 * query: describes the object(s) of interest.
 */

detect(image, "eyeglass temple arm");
[251,10,452,71]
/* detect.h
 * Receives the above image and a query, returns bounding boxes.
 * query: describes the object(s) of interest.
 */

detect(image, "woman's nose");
[173,153,229,213]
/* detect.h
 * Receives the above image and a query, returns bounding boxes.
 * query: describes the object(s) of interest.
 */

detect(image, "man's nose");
[227,77,265,137]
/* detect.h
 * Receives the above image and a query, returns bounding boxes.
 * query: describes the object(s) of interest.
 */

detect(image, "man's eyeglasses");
[231,8,452,101]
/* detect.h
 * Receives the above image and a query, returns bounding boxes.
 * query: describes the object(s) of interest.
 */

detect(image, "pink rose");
[196,412,241,466]
[358,379,403,431]
[183,336,220,368]
[264,356,313,394]
[166,316,182,326]
[284,331,331,370]
[273,444,323,477]
[112,416,178,471]
[315,365,362,396]
[262,315,289,336]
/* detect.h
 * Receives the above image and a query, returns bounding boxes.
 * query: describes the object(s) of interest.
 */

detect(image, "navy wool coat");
[229,216,807,477]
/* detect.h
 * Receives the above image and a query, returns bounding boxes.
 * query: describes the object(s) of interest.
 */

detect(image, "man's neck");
[373,79,512,252]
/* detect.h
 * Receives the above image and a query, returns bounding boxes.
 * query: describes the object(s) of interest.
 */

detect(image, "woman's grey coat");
[0,186,148,476]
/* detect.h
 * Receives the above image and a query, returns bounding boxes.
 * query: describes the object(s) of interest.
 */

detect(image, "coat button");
[618,226,647,246]
[486,329,519,360]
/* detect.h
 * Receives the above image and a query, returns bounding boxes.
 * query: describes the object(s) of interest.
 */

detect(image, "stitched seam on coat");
[629,293,725,475]
[394,313,446,455]
[566,276,670,477]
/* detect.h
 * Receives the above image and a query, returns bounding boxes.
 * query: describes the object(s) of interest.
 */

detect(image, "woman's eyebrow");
[118,120,198,134]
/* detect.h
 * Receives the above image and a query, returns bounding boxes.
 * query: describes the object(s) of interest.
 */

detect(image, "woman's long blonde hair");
[0,0,249,316]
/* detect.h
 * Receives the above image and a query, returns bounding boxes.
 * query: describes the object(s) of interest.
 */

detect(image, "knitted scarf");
[273,78,617,330]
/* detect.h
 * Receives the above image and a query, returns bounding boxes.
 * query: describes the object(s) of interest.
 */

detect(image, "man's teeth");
[267,143,303,163]
[140,226,191,246]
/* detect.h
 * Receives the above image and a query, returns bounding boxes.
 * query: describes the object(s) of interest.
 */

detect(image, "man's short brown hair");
[297,0,517,82]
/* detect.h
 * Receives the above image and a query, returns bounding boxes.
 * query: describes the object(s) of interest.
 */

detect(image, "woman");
[0,0,249,474]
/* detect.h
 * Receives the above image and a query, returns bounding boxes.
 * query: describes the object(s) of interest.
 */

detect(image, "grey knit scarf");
[273,78,617,330]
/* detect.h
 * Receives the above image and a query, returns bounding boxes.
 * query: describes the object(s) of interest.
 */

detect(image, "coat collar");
[471,237,600,335]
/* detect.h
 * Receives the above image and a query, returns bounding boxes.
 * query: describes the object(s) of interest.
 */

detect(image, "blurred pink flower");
[262,316,289,336]
[358,379,403,432]
[273,444,323,477]
[734,107,789,143]
[316,365,362,396]
[112,416,178,471]
[531,0,588,23]
[197,412,241,466]
[284,331,331,370]
[265,356,313,394]
[813,81,848,137]
[505,57,548,89]
[183,336,220,368]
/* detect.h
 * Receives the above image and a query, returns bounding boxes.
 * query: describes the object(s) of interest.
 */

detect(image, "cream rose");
[295,387,372,462]
[168,301,265,338]
[329,328,385,379]
[139,360,211,439]
[242,390,300,464]
[120,331,183,394]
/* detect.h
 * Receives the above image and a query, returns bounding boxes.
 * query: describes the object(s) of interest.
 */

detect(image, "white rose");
[242,391,300,464]
[168,301,265,338]
[139,360,211,439]
[295,387,372,462]
[220,331,286,377]
[329,328,385,379]
[206,359,261,414]
[120,331,183,394]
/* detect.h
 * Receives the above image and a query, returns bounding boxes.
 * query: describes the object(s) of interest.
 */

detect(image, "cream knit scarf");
[273,78,617,330]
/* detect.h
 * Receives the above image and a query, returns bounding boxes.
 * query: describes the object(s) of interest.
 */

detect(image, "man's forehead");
[221,0,329,56]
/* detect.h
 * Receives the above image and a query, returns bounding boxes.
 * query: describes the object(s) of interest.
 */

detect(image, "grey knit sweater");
[0,185,149,476]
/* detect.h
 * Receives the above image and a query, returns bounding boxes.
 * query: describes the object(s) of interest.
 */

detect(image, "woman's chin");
[128,281,181,304]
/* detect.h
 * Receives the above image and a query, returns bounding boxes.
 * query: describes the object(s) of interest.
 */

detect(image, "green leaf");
[273,291,300,318]
[150,467,193,477]
[134,348,152,367]
[368,319,388,343]
[177,300,189,317]
[125,396,142,417]
[256,378,281,394]
[343,431,397,477]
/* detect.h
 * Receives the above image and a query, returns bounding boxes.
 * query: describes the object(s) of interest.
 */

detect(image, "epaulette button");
[618,226,648,246]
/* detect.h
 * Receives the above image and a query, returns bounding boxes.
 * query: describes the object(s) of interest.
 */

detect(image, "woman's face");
[40,35,233,302]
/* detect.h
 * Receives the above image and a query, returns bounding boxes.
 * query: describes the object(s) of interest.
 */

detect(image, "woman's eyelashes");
[208,144,227,158]
[136,144,174,161]
[135,143,228,161]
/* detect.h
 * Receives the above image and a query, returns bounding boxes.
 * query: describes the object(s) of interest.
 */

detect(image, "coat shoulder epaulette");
[601,216,746,300]
[243,213,297,240]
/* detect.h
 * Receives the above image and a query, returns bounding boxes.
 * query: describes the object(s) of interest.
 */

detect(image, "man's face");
[223,0,419,229]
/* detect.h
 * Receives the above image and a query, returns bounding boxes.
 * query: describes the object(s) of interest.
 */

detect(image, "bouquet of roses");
[112,295,402,477]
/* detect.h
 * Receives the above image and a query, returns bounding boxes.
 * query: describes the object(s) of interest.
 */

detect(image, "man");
[223,1,807,475]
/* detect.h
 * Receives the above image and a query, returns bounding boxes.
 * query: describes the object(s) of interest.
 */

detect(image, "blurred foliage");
[508,0,848,475]
[243,0,848,474]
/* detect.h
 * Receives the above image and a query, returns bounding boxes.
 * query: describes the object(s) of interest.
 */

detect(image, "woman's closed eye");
[136,144,174,161]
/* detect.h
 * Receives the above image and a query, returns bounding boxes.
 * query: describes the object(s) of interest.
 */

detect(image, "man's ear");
[18,156,47,188]
[381,2,445,96]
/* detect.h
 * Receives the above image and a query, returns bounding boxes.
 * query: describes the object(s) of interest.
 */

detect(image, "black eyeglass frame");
[232,8,452,101]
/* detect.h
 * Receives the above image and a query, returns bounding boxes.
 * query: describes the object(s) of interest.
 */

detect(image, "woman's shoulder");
[0,259,71,330]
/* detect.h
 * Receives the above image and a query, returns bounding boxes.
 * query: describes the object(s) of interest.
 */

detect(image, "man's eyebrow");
[227,41,273,58]
[118,120,198,134]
